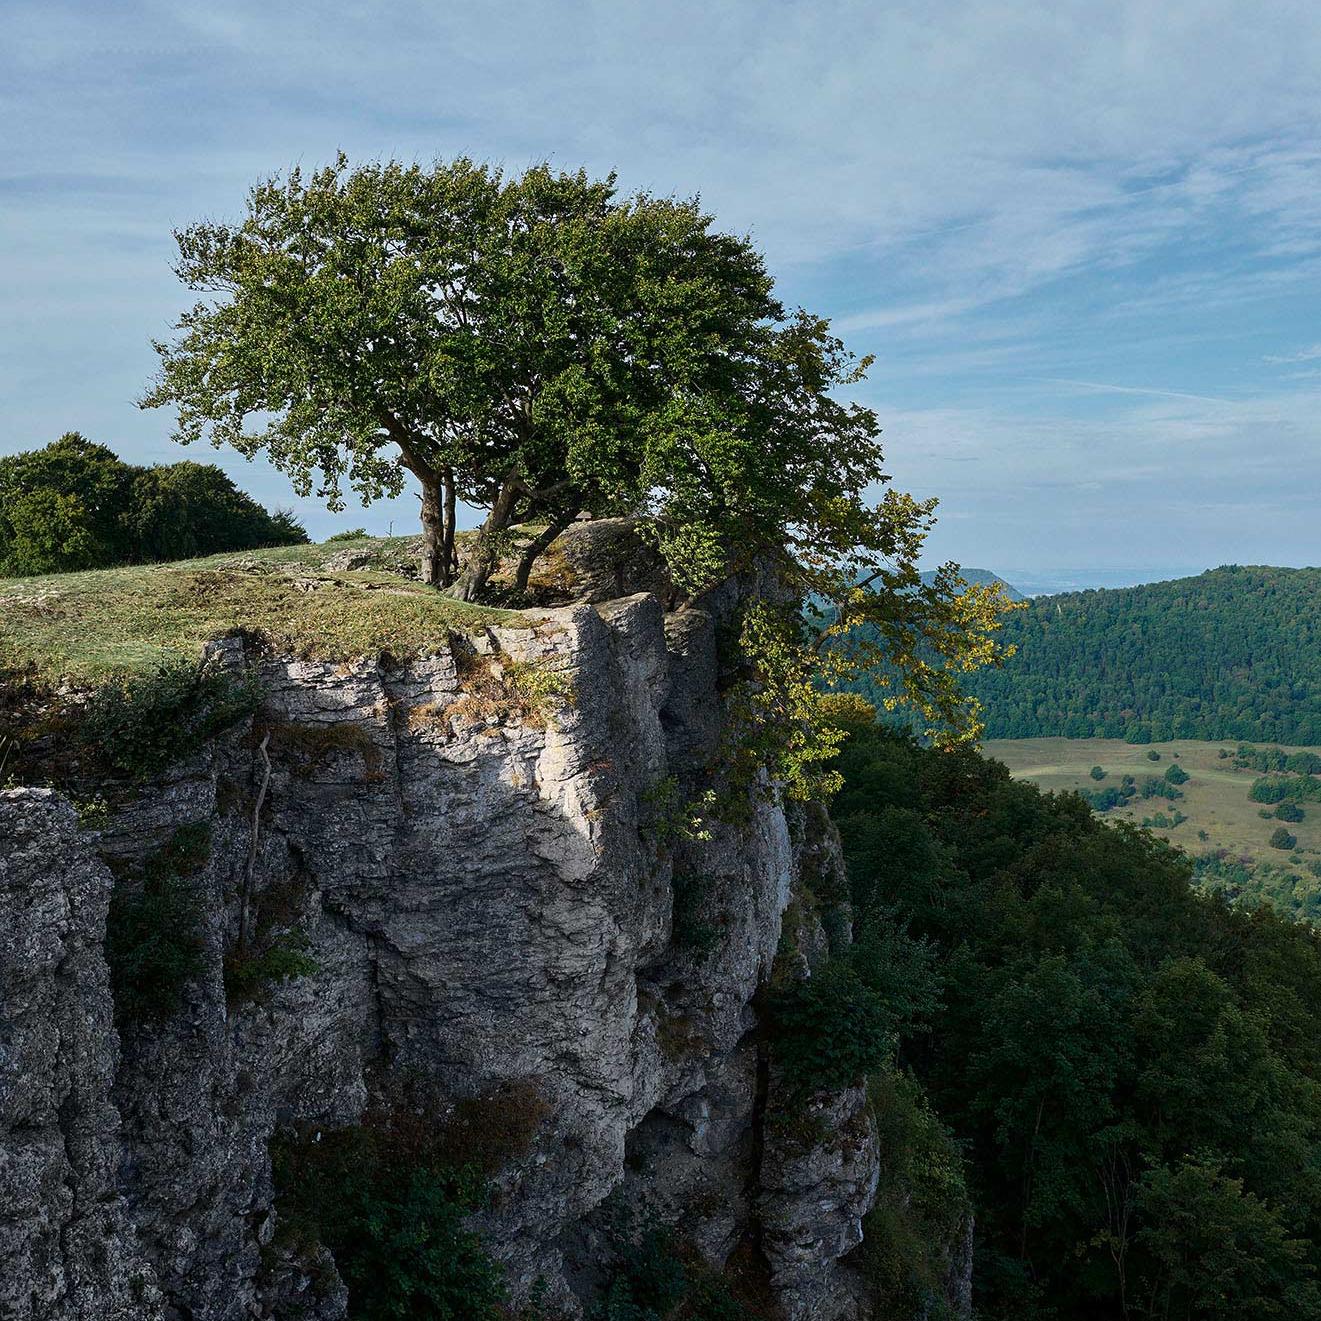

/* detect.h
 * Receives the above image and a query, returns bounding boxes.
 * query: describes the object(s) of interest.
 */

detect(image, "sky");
[4,2,1321,594]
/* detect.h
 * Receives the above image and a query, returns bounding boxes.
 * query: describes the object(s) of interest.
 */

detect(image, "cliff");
[0,535,961,1320]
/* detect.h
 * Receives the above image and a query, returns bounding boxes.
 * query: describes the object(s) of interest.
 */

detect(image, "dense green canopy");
[963,566,1321,744]
[824,715,1321,1320]
[0,434,305,576]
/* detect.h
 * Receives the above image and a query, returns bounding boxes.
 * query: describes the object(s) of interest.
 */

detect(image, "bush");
[272,1092,512,1320]
[1137,776,1182,802]
[1083,786,1125,812]
[1164,764,1190,785]
[1275,802,1305,823]
[106,824,211,1024]
[671,869,720,958]
[586,1205,753,1321]
[1089,766,1107,781]
[81,656,261,778]
[858,1068,971,1319]
[1251,778,1290,804]
[223,932,318,1004]
[1269,827,1297,850]
[770,961,893,1097]
[125,461,307,562]
[1146,750,1162,761]
[327,527,367,541]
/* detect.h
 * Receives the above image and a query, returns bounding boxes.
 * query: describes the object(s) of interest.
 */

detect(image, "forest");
[954,566,1321,744]
[829,714,1321,1320]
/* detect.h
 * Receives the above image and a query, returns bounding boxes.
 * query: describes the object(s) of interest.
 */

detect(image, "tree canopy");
[143,154,1014,741]
[0,434,305,576]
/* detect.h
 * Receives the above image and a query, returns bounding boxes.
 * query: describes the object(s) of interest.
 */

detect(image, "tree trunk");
[513,514,573,595]
[419,471,449,588]
[451,475,522,601]
[441,468,457,584]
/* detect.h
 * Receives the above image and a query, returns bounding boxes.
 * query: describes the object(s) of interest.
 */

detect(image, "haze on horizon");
[4,1,1321,595]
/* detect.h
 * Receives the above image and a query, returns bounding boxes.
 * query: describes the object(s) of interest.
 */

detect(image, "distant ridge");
[923,566,1026,602]
[969,565,1321,745]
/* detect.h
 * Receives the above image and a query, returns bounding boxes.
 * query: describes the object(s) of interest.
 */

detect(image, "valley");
[986,735,1321,920]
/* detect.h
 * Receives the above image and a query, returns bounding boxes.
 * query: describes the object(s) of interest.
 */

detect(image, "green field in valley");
[983,737,1321,920]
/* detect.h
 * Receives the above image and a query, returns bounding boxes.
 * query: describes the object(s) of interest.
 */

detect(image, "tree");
[142,156,779,596]
[143,155,1016,740]
[1090,766,1107,781]
[1270,827,1297,850]
[0,433,132,573]
[125,461,306,561]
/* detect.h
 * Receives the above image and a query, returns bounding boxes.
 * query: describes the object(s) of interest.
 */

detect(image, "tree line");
[0,433,305,576]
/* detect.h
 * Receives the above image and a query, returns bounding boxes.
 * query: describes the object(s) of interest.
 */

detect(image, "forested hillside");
[967,565,1321,744]
[833,715,1321,1320]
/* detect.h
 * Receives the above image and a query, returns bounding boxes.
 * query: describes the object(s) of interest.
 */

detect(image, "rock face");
[0,574,894,1320]
[0,790,162,1321]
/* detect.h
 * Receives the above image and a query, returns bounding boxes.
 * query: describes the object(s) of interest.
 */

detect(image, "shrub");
[671,869,720,958]
[105,824,211,1024]
[769,961,893,1097]
[271,1088,519,1320]
[1275,801,1305,823]
[1269,827,1297,850]
[224,932,318,1004]
[1164,764,1190,785]
[81,656,261,778]
[586,1205,753,1321]
[1083,786,1125,812]
[1146,750,1161,761]
[277,1153,503,1320]
[1251,778,1289,804]
[0,435,306,576]
[858,1068,971,1320]
[327,528,367,541]
[1089,766,1107,781]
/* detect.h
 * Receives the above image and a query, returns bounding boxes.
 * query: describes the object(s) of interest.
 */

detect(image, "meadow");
[983,736,1321,871]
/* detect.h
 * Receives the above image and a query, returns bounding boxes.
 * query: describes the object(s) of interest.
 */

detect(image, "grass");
[984,736,1321,870]
[0,536,523,686]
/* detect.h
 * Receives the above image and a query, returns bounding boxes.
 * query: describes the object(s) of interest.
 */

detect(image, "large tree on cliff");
[144,155,1014,739]
[142,155,782,598]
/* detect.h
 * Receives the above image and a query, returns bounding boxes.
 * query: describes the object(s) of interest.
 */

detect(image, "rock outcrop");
[0,568,892,1320]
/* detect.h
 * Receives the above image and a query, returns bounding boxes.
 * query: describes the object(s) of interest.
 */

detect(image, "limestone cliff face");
[0,578,900,1321]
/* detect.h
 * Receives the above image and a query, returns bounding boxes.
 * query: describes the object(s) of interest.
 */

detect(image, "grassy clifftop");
[0,536,516,686]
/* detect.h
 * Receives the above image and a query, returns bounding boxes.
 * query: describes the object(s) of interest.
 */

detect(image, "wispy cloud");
[1265,344,1321,365]
[1033,378,1231,405]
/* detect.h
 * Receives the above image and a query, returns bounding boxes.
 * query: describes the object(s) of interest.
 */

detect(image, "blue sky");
[4,1,1321,592]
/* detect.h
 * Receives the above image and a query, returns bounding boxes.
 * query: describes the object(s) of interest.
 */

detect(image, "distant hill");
[970,565,1321,745]
[921,566,1026,601]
